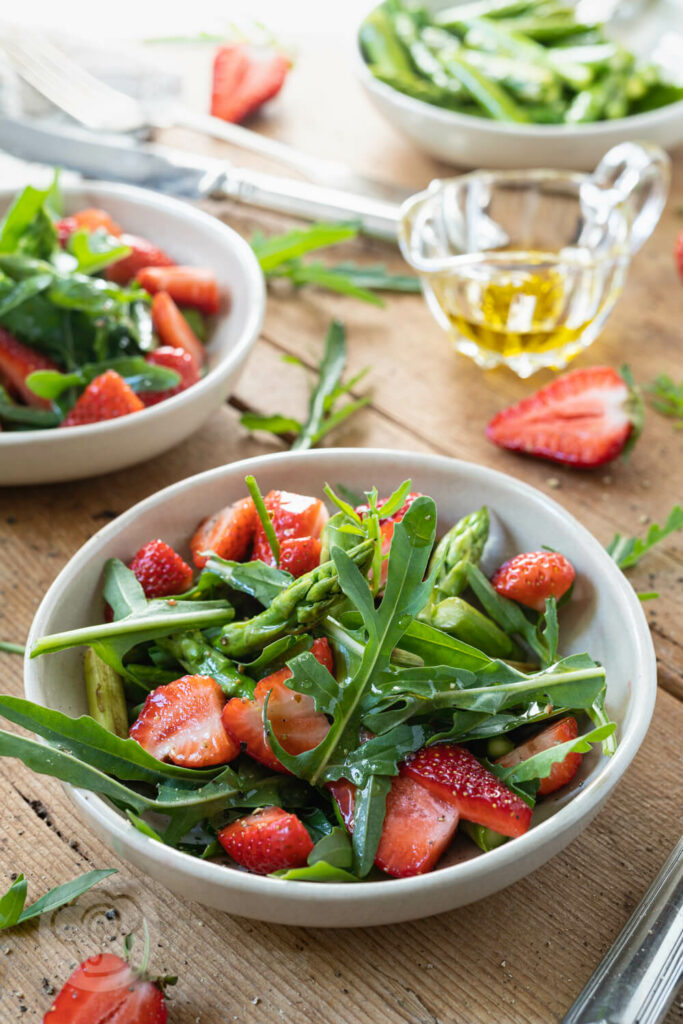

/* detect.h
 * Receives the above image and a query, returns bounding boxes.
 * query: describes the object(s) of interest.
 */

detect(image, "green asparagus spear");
[155,631,255,699]
[462,821,509,852]
[430,596,523,659]
[216,540,375,658]
[84,648,128,738]
[424,506,490,606]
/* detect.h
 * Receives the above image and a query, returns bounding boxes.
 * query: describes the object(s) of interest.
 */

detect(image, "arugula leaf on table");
[606,505,683,569]
[645,375,683,426]
[241,320,370,451]
[0,869,116,930]
[251,223,359,273]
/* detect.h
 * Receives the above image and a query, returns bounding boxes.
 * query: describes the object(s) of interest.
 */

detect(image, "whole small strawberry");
[217,806,313,875]
[129,539,194,598]
[491,550,575,612]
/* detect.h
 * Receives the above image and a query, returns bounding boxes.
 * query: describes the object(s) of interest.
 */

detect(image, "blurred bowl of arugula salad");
[0,178,264,485]
[356,0,683,169]
[20,449,655,926]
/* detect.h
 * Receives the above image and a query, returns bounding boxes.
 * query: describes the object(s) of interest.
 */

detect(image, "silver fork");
[0,25,408,202]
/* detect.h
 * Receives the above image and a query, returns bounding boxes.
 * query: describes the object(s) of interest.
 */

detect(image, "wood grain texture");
[0,25,682,1024]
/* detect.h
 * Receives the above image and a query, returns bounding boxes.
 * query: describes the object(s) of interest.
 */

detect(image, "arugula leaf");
[0,869,117,930]
[606,505,683,569]
[0,875,27,929]
[198,555,293,606]
[67,229,132,275]
[351,775,391,876]
[494,723,616,786]
[26,358,180,401]
[239,413,301,436]
[271,861,360,882]
[0,385,61,428]
[271,261,385,306]
[0,180,59,259]
[645,375,683,425]
[251,223,358,273]
[465,564,558,666]
[0,271,54,317]
[308,826,353,868]
[317,261,421,294]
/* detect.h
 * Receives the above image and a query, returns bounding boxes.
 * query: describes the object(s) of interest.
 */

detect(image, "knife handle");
[562,836,683,1024]
[213,165,401,241]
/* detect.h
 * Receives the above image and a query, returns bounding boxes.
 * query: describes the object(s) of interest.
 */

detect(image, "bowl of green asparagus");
[357,0,683,169]
[19,448,656,926]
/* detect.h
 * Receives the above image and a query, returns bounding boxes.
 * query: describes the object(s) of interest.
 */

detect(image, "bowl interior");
[24,451,656,893]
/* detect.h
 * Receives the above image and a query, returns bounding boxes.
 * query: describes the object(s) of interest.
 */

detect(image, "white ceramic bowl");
[25,449,656,927]
[355,5,683,170]
[0,182,264,485]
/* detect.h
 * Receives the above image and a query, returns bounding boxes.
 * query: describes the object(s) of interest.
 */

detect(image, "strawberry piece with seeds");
[137,266,220,314]
[151,291,205,369]
[277,536,322,578]
[190,496,258,569]
[105,233,175,285]
[129,539,193,598]
[486,366,642,468]
[56,207,123,245]
[140,347,200,407]
[45,949,171,1024]
[0,327,59,409]
[60,370,144,427]
[218,806,313,875]
[130,674,238,768]
[222,637,333,772]
[251,490,329,566]
[497,715,582,796]
[211,44,289,124]
[491,550,575,613]
[402,743,532,838]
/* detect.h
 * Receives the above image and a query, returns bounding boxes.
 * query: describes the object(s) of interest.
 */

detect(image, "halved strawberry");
[0,327,59,409]
[45,950,170,1024]
[137,266,220,314]
[190,496,257,569]
[56,207,123,244]
[491,550,576,613]
[140,346,200,407]
[105,234,175,285]
[130,674,238,768]
[129,539,194,598]
[211,44,289,124]
[222,637,333,773]
[497,715,581,796]
[251,490,329,566]
[151,292,205,369]
[60,370,144,427]
[277,536,322,578]
[217,806,313,875]
[486,366,642,468]
[675,228,683,282]
[329,775,460,878]
[402,743,532,838]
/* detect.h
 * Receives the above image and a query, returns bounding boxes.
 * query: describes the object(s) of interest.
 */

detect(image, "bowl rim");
[354,34,683,140]
[24,448,658,905]
[0,180,265,448]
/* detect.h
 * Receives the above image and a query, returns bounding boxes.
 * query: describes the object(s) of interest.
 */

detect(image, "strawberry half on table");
[486,366,643,468]
[211,44,290,124]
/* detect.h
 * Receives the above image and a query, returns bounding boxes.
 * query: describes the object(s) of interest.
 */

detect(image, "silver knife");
[0,115,405,240]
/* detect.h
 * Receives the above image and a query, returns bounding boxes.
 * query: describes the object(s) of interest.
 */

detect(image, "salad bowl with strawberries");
[0,179,264,484]
[20,449,655,926]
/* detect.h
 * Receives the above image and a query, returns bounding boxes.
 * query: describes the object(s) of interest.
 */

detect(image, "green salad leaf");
[0,869,116,930]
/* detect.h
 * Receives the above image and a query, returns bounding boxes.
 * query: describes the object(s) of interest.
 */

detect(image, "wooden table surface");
[0,26,682,1024]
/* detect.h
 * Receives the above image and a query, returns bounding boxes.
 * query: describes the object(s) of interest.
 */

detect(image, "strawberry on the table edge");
[105,233,175,284]
[190,496,258,568]
[217,806,313,875]
[486,366,643,468]
[151,292,205,369]
[60,370,144,427]
[141,346,201,407]
[44,949,172,1024]
[402,743,532,838]
[129,539,194,599]
[130,674,238,768]
[330,775,460,878]
[497,715,582,796]
[222,637,333,773]
[251,489,329,566]
[0,327,59,409]
[211,44,289,124]
[491,550,575,613]
[137,266,220,314]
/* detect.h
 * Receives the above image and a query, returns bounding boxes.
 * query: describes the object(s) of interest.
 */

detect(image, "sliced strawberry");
[137,266,220,314]
[251,490,329,566]
[486,366,642,468]
[402,743,532,838]
[277,536,322,578]
[211,44,289,124]
[675,228,683,282]
[0,327,59,409]
[217,806,313,875]
[60,370,144,427]
[329,775,459,878]
[497,715,581,796]
[140,346,201,407]
[190,496,257,569]
[56,207,122,244]
[222,637,333,773]
[45,951,169,1024]
[151,291,205,369]
[129,539,193,598]
[129,674,238,768]
[105,234,175,285]
[491,550,576,613]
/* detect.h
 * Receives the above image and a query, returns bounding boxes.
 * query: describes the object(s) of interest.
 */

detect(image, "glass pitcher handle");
[583,142,671,253]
